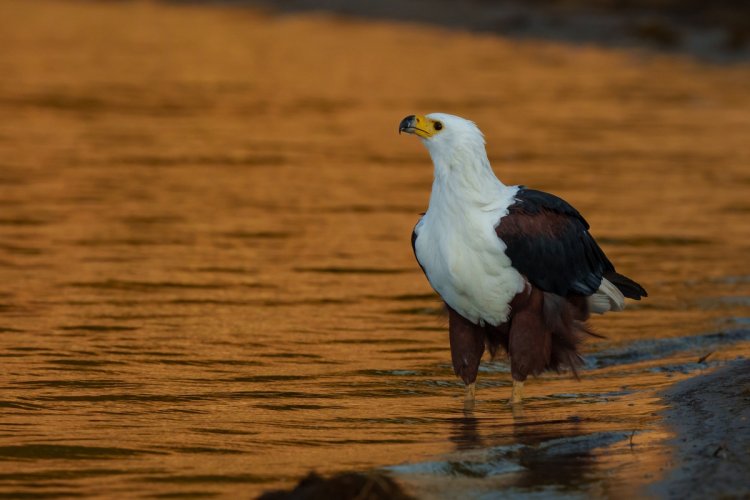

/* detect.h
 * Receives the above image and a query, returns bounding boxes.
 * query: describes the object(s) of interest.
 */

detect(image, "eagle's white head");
[399,113,485,163]
[399,112,505,193]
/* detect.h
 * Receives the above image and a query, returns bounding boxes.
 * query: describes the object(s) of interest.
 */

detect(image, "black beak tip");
[399,115,416,134]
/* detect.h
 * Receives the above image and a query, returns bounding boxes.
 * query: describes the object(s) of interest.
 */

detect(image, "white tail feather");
[588,278,625,314]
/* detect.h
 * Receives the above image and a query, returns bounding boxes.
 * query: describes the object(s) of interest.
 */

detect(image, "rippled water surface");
[1,1,749,498]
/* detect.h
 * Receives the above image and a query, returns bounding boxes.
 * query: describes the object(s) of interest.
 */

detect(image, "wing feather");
[495,188,614,297]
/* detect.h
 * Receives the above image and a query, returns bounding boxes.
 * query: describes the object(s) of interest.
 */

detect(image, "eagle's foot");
[464,382,476,410]
[509,380,524,405]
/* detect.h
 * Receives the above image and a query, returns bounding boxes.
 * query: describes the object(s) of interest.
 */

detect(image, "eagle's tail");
[588,272,647,314]
[605,271,648,300]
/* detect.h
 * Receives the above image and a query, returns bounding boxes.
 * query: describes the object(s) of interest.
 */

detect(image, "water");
[1,1,749,498]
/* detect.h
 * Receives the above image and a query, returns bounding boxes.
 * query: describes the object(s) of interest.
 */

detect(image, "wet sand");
[652,359,750,498]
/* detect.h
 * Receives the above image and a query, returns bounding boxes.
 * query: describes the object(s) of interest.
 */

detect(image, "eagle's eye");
[434,121,443,131]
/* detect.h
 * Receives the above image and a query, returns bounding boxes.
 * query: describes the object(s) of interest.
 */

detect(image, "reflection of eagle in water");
[400,113,646,405]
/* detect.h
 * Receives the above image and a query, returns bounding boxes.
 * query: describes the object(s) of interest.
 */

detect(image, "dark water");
[1,1,749,498]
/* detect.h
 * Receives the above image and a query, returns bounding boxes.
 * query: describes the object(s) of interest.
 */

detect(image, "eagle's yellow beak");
[399,114,442,139]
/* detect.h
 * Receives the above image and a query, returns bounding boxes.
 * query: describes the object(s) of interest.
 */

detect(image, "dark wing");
[496,188,615,297]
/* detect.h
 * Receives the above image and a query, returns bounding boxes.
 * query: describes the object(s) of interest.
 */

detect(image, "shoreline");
[206,0,750,61]
[650,359,750,498]
[257,358,750,499]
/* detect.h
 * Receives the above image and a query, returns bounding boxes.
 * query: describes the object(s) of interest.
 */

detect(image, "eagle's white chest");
[414,187,525,326]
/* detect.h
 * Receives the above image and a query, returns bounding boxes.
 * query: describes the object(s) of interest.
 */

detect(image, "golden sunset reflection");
[0,1,748,498]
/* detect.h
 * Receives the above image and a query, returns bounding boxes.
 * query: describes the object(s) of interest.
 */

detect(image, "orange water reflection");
[0,1,748,498]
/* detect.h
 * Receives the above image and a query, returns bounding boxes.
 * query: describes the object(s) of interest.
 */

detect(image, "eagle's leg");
[508,287,551,406]
[465,382,476,406]
[510,380,524,404]
[448,307,485,407]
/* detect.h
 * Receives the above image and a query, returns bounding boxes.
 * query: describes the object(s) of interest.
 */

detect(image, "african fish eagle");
[399,113,647,406]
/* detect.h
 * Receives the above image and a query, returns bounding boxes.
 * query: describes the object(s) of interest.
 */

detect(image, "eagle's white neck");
[414,131,524,326]
[425,136,512,212]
